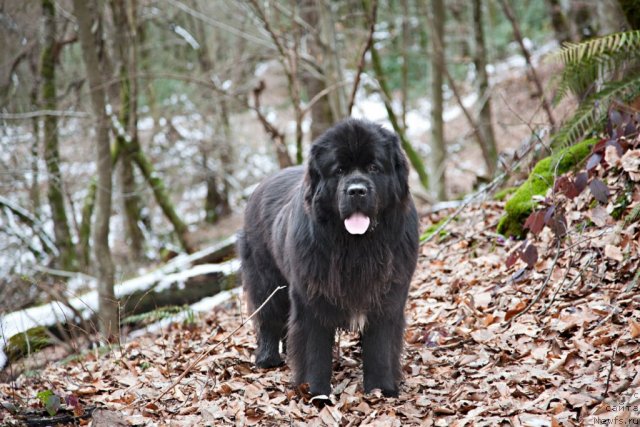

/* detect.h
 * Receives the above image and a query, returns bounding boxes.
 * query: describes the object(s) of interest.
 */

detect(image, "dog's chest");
[348,312,367,332]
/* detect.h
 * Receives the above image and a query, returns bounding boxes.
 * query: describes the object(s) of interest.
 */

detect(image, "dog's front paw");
[365,385,399,398]
[255,353,284,369]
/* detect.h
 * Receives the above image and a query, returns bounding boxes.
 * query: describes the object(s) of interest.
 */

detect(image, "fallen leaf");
[589,179,610,203]
[621,149,640,181]
[505,300,528,321]
[630,319,640,339]
[604,244,623,262]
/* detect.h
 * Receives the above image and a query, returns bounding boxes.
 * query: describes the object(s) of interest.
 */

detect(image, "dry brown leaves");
[2,157,640,425]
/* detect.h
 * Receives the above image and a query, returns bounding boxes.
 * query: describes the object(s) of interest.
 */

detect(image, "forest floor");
[2,144,639,426]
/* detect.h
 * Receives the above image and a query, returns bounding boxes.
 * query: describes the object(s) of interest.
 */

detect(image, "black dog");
[239,119,419,397]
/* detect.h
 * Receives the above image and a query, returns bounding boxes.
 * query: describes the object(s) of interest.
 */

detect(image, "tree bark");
[41,0,75,271]
[545,0,572,46]
[498,0,556,130]
[189,3,231,223]
[73,0,118,340]
[300,0,335,140]
[430,0,447,200]
[472,0,498,177]
[111,0,145,259]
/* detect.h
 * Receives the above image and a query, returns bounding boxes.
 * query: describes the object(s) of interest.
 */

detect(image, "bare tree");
[300,0,334,140]
[545,0,572,46]
[111,0,145,259]
[73,0,118,339]
[472,0,498,176]
[430,0,446,200]
[364,0,429,193]
[498,0,556,130]
[41,0,75,270]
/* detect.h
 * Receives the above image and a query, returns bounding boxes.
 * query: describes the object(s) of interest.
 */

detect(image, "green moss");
[494,187,517,201]
[497,138,596,238]
[6,327,51,362]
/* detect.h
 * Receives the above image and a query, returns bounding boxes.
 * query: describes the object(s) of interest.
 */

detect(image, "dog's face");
[304,120,410,234]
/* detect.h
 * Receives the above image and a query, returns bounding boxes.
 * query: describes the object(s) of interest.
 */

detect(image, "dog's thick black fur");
[238,119,419,397]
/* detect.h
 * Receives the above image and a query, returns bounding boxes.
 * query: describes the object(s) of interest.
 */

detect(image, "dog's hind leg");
[239,235,289,368]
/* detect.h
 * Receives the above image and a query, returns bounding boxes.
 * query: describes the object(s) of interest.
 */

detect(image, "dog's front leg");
[288,295,335,396]
[362,311,405,397]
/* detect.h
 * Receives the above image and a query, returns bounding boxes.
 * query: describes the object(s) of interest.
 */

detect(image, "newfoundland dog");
[239,119,419,397]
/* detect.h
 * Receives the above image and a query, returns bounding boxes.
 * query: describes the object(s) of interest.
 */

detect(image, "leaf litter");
[3,144,640,426]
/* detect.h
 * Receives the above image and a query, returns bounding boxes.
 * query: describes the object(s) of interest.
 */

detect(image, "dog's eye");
[368,164,379,173]
[336,167,344,175]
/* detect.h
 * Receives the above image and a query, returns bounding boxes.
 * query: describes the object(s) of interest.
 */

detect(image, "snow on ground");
[0,235,238,369]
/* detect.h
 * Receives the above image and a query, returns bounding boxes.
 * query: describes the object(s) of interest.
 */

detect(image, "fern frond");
[551,72,640,151]
[554,48,635,103]
[122,305,189,325]
[557,30,640,65]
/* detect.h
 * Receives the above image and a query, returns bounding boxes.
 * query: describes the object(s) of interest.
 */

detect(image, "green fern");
[122,305,192,326]
[558,31,640,65]
[553,74,640,149]
[551,30,640,151]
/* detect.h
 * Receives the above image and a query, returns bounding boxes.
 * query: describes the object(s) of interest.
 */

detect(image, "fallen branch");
[422,171,507,244]
[603,345,618,398]
[149,285,287,406]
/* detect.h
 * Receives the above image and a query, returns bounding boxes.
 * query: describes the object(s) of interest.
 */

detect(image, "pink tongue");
[344,213,370,235]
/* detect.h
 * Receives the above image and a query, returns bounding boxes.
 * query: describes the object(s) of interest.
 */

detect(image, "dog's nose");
[347,183,368,197]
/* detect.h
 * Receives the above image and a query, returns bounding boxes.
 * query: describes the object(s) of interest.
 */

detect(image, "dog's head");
[304,119,410,235]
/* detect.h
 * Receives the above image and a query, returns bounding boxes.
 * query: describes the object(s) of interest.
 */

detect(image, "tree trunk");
[29,85,41,216]
[111,0,144,259]
[545,0,572,45]
[190,4,231,224]
[498,0,556,130]
[300,0,334,140]
[430,0,447,201]
[400,0,410,130]
[317,0,347,122]
[73,0,118,340]
[131,149,191,252]
[41,0,75,271]
[472,0,498,177]
[596,0,629,35]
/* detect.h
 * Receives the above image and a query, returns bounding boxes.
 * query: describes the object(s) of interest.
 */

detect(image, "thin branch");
[166,0,274,49]
[497,0,556,130]
[0,195,58,255]
[301,79,351,117]
[508,239,562,324]
[603,345,618,398]
[148,285,287,406]
[0,110,90,120]
[252,81,293,168]
[421,171,508,244]
[347,0,377,116]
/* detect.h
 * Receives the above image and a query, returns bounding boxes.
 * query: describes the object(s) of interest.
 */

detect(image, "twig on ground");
[148,285,286,406]
[540,253,594,316]
[603,345,618,398]
[422,172,507,245]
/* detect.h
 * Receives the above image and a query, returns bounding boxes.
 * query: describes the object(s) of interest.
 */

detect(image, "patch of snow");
[127,287,242,339]
[0,236,238,369]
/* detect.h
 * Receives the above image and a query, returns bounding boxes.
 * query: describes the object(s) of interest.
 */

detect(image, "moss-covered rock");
[6,326,51,362]
[497,138,596,238]
[494,187,517,201]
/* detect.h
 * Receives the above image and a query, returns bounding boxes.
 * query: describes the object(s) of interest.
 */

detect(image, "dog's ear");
[304,146,322,213]
[388,132,410,201]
